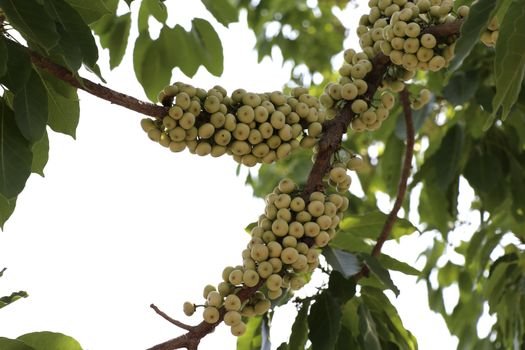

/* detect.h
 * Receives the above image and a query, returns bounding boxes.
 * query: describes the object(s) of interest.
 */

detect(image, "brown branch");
[26,47,168,118]
[150,304,193,331]
[370,88,414,257]
[423,19,464,40]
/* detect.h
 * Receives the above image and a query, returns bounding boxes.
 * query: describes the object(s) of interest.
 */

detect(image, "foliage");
[0,1,524,350]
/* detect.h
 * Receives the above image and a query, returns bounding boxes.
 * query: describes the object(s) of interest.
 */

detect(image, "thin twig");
[371,88,415,257]
[150,304,193,331]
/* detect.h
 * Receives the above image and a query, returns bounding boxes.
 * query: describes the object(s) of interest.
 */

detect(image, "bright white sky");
[0,1,463,349]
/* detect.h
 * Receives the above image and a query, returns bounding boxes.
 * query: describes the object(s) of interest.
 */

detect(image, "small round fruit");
[183,302,195,316]
[203,306,220,324]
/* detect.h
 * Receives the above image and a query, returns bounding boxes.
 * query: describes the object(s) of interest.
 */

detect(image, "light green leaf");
[491,0,525,122]
[65,0,118,24]
[378,254,421,276]
[329,233,374,254]
[201,0,239,26]
[17,332,83,350]
[164,25,201,78]
[0,99,32,199]
[0,290,29,309]
[0,193,17,229]
[31,132,49,177]
[237,316,263,350]
[308,291,342,350]
[145,0,168,24]
[191,18,224,76]
[288,301,310,350]
[0,338,36,350]
[40,75,80,139]
[323,247,361,278]
[448,0,497,71]
[92,12,132,69]
[360,253,400,296]
[437,261,461,287]
[0,0,59,52]
[13,70,49,142]
[339,211,418,241]
[357,303,382,350]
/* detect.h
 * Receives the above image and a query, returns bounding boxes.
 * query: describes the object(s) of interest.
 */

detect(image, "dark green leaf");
[1,40,32,93]
[323,247,361,278]
[92,12,132,69]
[17,332,83,350]
[443,70,480,106]
[328,271,357,304]
[0,37,7,78]
[0,338,36,350]
[418,182,451,234]
[0,0,59,52]
[276,343,288,350]
[0,290,29,309]
[357,303,382,350]
[0,99,32,199]
[449,0,497,71]
[237,316,263,350]
[308,291,342,350]
[464,147,502,196]
[360,253,400,296]
[335,326,359,350]
[339,211,417,241]
[288,301,310,350]
[40,74,80,138]
[13,70,49,142]
[201,0,239,26]
[491,0,525,122]
[43,0,99,69]
[165,25,200,78]
[0,194,17,229]
[378,254,421,276]
[65,0,118,24]
[509,159,525,222]
[437,261,461,287]
[31,132,49,177]
[427,124,464,191]
[191,18,224,76]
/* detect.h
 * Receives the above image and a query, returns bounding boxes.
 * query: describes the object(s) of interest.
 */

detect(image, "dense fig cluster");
[480,17,499,47]
[183,178,347,336]
[324,148,366,192]
[141,82,325,166]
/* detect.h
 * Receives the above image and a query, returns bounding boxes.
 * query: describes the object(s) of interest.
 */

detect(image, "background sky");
[0,1,464,349]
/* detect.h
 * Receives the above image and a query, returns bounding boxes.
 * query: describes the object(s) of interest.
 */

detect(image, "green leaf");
[329,233,373,254]
[328,271,357,304]
[0,194,17,229]
[17,332,83,350]
[443,70,480,106]
[1,40,32,93]
[65,0,118,24]
[437,261,461,287]
[145,0,168,23]
[0,37,7,78]
[13,70,49,142]
[44,0,98,69]
[509,159,525,222]
[448,0,498,71]
[357,303,382,350]
[92,12,132,69]
[395,96,433,139]
[0,0,59,52]
[165,25,200,78]
[360,253,400,296]
[31,132,49,177]
[308,291,342,350]
[40,74,80,138]
[374,133,404,197]
[237,316,263,350]
[0,338,36,350]
[191,18,224,76]
[288,301,310,350]
[323,247,361,278]
[339,211,417,241]
[378,254,421,276]
[201,0,239,26]
[0,98,33,199]
[0,290,29,309]
[491,0,525,122]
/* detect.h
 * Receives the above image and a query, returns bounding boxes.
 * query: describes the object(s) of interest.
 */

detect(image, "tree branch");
[150,304,193,331]
[27,48,168,118]
[370,88,414,257]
